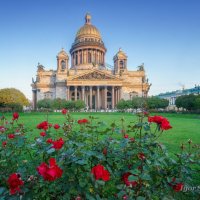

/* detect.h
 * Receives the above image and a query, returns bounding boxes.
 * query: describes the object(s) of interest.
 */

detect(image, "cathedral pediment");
[71,70,120,81]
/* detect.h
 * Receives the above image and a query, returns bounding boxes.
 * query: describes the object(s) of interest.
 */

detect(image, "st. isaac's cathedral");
[31,13,151,110]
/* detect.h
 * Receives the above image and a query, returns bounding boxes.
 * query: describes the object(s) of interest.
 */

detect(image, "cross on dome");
[85,13,91,24]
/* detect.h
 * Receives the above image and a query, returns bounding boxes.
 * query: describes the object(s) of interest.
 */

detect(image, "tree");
[116,99,130,111]
[52,98,66,110]
[194,95,200,110]
[146,97,169,109]
[175,94,196,110]
[131,97,146,109]
[37,99,53,109]
[0,88,29,111]
[74,100,85,111]
[63,101,75,110]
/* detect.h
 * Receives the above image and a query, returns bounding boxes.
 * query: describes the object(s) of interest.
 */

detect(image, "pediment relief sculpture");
[73,71,115,80]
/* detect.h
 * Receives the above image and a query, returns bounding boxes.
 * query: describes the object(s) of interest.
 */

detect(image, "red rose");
[148,115,163,123]
[122,172,137,187]
[160,119,172,130]
[122,195,128,200]
[62,109,68,115]
[138,152,146,160]
[173,183,184,192]
[103,148,107,155]
[8,134,15,139]
[40,132,46,137]
[37,121,49,130]
[169,178,184,192]
[0,126,5,133]
[7,173,24,195]
[2,141,7,147]
[12,112,19,120]
[52,138,64,150]
[124,134,129,138]
[37,163,48,177]
[43,125,48,130]
[129,137,135,142]
[82,119,88,123]
[37,158,63,181]
[78,118,89,124]
[148,116,172,131]
[91,164,110,181]
[46,138,53,144]
[138,165,143,171]
[54,124,60,129]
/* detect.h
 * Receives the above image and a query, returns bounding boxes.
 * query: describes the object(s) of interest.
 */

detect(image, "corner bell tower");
[113,48,127,74]
[57,48,69,73]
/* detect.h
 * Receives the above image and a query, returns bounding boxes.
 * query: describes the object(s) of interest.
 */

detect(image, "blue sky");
[0,0,200,100]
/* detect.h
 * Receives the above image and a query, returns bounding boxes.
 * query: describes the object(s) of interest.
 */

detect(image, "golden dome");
[116,48,127,58]
[75,13,101,40]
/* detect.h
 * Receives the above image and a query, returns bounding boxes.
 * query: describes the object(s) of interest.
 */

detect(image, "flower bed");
[0,111,199,199]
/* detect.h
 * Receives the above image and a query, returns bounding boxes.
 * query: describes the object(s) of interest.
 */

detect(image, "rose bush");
[0,112,199,199]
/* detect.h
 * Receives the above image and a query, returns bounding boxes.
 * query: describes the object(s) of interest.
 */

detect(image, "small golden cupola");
[113,48,128,74]
[70,13,106,70]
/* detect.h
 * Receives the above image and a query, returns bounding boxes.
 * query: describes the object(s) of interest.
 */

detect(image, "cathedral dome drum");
[70,13,106,69]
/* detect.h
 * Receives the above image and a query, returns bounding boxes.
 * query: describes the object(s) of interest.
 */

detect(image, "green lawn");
[2,111,200,154]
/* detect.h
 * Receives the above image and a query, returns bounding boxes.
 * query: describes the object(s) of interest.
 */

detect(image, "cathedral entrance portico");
[67,85,121,110]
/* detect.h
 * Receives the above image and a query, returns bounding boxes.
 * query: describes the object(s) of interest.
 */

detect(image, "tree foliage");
[146,97,169,109]
[116,97,168,111]
[37,99,53,109]
[175,94,200,110]
[37,99,85,111]
[0,88,29,111]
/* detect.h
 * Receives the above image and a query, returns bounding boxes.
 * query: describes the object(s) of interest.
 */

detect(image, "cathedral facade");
[31,14,151,110]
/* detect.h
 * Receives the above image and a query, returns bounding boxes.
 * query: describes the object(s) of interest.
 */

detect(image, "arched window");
[61,60,66,70]
[119,60,124,69]
[71,92,80,101]
[88,52,92,63]
[71,92,75,101]
[80,52,82,64]
[75,54,78,65]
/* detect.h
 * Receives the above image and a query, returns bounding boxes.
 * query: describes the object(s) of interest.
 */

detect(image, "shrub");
[37,99,53,109]
[0,112,199,199]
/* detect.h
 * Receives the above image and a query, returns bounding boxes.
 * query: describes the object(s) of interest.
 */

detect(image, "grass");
[2,112,200,154]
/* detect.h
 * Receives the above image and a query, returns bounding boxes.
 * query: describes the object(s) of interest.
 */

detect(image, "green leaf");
[47,148,55,154]
[86,194,96,200]
[140,173,151,181]
[128,175,138,181]
[0,187,6,195]
[96,194,101,200]
[136,196,146,200]
[76,159,87,165]
[129,169,140,175]
[96,180,105,186]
